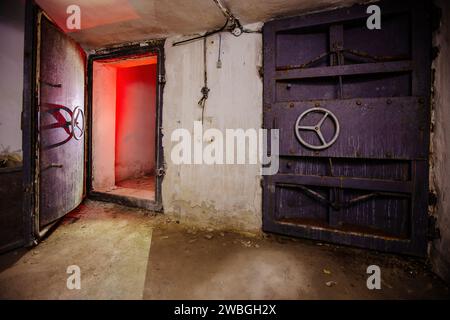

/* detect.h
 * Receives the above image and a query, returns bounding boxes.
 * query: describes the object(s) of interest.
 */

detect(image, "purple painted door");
[38,14,86,228]
[263,1,431,256]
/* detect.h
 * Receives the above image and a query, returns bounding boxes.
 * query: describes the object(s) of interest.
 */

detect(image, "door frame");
[86,42,165,212]
[22,0,37,246]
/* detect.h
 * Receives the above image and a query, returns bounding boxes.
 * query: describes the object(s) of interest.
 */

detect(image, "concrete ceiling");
[36,0,367,50]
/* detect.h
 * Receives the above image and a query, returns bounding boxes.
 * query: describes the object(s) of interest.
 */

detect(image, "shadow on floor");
[0,200,448,299]
[143,224,449,299]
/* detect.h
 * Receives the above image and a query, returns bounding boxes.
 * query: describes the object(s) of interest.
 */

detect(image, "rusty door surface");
[38,14,85,228]
[263,1,431,255]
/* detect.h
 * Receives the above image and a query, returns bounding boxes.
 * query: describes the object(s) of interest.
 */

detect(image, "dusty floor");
[0,200,448,300]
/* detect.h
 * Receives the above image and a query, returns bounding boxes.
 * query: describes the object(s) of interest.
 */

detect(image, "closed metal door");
[263,1,431,256]
[37,14,86,228]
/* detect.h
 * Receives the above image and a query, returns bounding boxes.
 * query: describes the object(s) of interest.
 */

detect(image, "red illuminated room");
[91,54,159,206]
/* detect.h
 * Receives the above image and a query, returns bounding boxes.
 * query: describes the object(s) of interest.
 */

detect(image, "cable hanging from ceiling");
[172,0,259,47]
[173,0,261,125]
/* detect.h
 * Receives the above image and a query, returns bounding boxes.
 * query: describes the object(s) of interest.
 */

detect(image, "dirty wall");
[161,27,263,232]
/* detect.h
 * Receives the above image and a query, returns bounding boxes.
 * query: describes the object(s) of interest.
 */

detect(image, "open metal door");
[36,12,86,233]
[262,0,431,256]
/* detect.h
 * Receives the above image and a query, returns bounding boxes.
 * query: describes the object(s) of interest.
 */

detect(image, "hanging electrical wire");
[172,0,261,124]
[216,33,222,68]
[172,0,260,46]
[172,19,228,47]
[198,36,210,124]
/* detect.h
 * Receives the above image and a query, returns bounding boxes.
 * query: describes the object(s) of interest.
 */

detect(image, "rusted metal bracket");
[277,47,409,71]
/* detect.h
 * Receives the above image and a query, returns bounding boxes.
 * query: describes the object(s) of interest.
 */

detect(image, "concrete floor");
[100,175,155,201]
[0,200,448,299]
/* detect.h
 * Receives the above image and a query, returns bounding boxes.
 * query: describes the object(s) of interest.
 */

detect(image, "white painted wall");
[0,1,25,159]
[430,0,450,284]
[162,27,263,232]
[92,63,117,191]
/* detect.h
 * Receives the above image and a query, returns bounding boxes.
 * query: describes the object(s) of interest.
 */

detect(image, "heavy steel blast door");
[37,14,86,230]
[263,1,431,255]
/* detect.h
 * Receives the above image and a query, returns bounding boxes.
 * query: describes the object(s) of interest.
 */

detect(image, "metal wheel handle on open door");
[295,107,340,150]
[71,106,85,140]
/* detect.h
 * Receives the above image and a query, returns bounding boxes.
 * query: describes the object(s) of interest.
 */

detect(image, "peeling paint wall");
[0,0,25,162]
[162,27,263,232]
[430,0,450,284]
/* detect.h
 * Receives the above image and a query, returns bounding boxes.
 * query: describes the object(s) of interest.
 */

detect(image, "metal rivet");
[356,100,361,106]
[387,99,392,105]
[289,102,294,108]
[314,102,320,107]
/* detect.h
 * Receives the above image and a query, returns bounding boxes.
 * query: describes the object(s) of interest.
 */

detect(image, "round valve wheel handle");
[294,107,340,150]
[71,106,85,140]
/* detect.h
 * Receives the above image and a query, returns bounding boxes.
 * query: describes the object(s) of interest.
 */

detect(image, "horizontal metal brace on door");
[41,163,63,171]
[275,60,413,81]
[280,183,409,211]
[40,80,62,88]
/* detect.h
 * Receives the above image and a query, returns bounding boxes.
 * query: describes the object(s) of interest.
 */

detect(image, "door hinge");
[158,75,166,85]
[428,215,441,240]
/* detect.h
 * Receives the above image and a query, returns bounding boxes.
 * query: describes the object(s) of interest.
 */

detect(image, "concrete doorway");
[88,46,165,211]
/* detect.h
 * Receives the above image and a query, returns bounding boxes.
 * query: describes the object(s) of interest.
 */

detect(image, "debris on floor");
[323,269,332,275]
[326,281,337,287]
